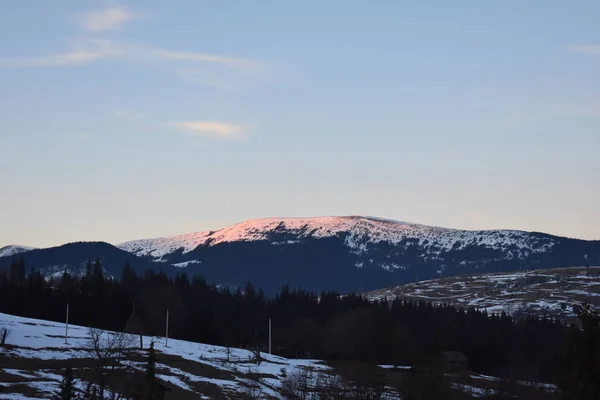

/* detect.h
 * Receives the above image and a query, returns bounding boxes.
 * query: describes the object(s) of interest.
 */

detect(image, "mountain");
[0,244,36,258]
[2,216,598,294]
[0,241,165,279]
[117,216,600,295]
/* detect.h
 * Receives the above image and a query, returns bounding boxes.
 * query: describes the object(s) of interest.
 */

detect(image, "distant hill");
[0,245,36,258]
[0,241,165,278]
[365,266,600,321]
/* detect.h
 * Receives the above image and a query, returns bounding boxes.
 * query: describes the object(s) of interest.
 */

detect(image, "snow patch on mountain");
[0,245,35,258]
[172,260,201,268]
[117,216,557,261]
[118,231,212,260]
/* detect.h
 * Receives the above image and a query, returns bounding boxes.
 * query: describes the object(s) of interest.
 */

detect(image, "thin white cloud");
[0,38,261,74]
[0,38,120,68]
[569,45,600,55]
[154,49,260,70]
[79,7,134,32]
[113,110,146,121]
[170,121,247,139]
[172,69,237,90]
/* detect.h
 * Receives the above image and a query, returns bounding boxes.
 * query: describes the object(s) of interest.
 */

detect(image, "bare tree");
[281,370,312,400]
[88,328,136,370]
[313,372,388,400]
[243,381,262,400]
[86,327,136,399]
[313,373,353,399]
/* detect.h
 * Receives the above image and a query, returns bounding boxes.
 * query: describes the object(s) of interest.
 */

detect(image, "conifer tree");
[53,367,77,400]
[93,258,104,283]
[559,303,600,400]
[85,259,93,281]
[146,342,157,384]
[137,342,167,400]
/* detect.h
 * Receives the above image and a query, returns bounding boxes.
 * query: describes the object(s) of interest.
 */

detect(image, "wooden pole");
[65,303,69,345]
[165,309,169,347]
[268,318,271,354]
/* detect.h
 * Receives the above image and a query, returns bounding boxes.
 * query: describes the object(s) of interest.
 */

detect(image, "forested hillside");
[0,256,566,382]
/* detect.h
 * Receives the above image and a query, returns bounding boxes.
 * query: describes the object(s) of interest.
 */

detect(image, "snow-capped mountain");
[0,245,35,258]
[118,216,555,262]
[2,216,598,295]
[116,216,600,295]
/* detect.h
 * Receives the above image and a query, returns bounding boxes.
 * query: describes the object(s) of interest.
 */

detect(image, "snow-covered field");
[0,313,332,399]
[366,267,600,319]
[0,313,560,399]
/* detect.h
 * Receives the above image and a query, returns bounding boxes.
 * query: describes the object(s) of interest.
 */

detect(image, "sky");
[1,1,599,247]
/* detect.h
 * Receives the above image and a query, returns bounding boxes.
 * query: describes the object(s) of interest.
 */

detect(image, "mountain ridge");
[117,216,580,262]
[0,241,166,279]
[113,216,600,294]
[2,216,599,295]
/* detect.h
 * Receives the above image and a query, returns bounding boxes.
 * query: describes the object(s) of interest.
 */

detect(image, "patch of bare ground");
[452,373,557,399]
[155,353,239,399]
[157,352,236,381]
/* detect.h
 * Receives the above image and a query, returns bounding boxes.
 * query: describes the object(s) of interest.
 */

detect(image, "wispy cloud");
[78,7,134,32]
[0,38,119,68]
[0,38,261,74]
[113,110,146,121]
[569,44,600,55]
[155,50,260,70]
[172,69,237,90]
[0,8,264,89]
[170,121,247,139]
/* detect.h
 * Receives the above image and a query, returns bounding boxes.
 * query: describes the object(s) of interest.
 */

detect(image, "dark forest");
[1,256,599,399]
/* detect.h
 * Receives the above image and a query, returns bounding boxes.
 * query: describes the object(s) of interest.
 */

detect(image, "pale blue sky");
[1,1,599,247]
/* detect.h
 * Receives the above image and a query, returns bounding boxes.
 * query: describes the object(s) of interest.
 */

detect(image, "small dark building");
[439,351,468,373]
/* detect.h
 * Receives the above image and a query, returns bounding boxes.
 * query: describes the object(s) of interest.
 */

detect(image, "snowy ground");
[366,267,600,320]
[0,313,333,399]
[0,313,560,399]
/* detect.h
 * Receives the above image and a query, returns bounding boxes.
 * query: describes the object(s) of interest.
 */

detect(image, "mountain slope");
[117,216,600,294]
[0,312,557,399]
[0,245,35,258]
[0,312,334,399]
[118,216,557,260]
[0,241,166,278]
[365,266,600,321]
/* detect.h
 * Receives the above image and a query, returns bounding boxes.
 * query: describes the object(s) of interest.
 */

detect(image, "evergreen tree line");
[0,257,570,384]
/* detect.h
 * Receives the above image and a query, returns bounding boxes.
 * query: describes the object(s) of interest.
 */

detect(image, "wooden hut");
[438,351,468,373]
